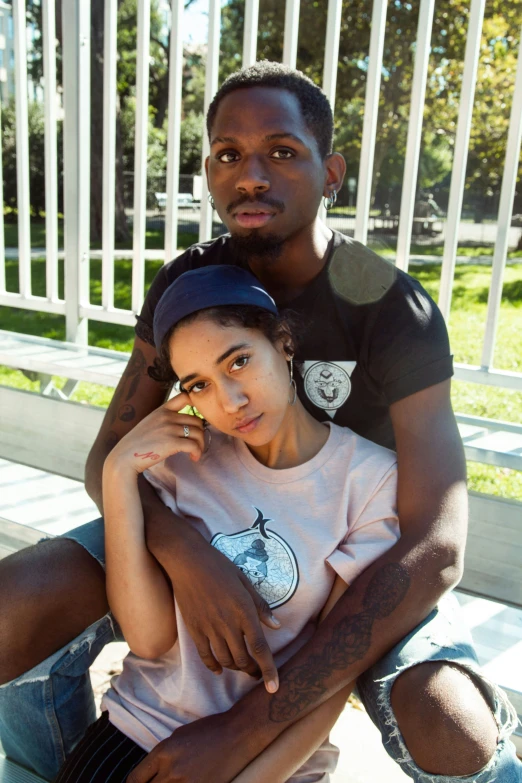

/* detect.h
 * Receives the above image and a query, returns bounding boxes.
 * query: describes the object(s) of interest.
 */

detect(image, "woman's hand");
[106,392,205,475]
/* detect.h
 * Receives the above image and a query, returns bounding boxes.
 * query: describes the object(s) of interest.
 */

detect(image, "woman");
[55,265,399,783]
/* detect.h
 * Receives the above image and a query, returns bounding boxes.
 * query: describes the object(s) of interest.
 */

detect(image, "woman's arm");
[102,393,205,659]
[103,456,178,659]
[231,576,351,783]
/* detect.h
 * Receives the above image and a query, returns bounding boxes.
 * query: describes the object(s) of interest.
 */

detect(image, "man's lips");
[234,414,263,434]
[233,210,275,229]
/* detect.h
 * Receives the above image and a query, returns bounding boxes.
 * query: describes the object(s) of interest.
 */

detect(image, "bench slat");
[0,330,129,388]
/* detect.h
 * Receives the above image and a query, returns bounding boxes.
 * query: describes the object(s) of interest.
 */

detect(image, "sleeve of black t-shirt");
[367,275,453,404]
[134,251,193,346]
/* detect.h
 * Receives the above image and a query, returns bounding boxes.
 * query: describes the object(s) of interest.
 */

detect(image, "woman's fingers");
[162,391,193,412]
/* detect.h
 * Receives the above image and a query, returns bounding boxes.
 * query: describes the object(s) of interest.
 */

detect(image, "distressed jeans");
[0,518,521,782]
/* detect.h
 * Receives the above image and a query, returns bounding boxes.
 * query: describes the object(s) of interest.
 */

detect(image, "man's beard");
[230,231,285,264]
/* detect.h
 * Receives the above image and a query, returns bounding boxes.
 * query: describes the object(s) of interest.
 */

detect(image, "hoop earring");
[208,193,215,209]
[288,356,297,406]
[324,189,337,210]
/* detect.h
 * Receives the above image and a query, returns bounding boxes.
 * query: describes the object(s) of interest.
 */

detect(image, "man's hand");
[144,501,281,692]
[127,713,249,783]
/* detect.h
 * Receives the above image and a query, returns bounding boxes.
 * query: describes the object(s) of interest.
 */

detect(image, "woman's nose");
[219,381,248,413]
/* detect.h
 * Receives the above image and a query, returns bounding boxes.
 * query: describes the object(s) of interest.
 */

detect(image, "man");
[0,62,519,782]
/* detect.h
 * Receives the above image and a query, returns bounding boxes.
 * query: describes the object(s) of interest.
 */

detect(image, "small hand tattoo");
[134,451,160,460]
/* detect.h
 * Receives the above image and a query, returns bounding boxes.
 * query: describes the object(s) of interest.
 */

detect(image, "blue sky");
[183,0,210,45]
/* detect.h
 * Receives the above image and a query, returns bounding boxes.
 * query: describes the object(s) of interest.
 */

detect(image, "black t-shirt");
[136,231,453,450]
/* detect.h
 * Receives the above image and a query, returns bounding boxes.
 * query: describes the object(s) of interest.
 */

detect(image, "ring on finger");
[183,425,190,438]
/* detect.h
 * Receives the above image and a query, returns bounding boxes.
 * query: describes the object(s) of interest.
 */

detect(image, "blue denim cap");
[153,264,278,353]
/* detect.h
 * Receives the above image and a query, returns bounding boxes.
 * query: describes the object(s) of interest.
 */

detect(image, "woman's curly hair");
[148,305,303,388]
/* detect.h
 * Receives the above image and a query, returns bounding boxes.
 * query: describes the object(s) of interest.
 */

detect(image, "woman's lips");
[234,212,274,229]
[234,414,263,434]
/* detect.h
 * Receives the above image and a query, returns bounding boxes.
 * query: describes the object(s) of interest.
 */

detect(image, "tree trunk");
[90,0,129,243]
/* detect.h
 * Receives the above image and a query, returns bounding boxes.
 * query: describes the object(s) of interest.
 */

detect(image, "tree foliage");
[218,0,522,211]
[3,0,521,233]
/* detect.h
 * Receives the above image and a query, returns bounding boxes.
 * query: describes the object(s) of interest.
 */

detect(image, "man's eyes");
[216,151,239,163]
[215,148,295,163]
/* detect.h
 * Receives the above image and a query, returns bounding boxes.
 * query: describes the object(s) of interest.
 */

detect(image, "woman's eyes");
[231,354,249,370]
[187,355,250,394]
[188,381,207,394]
[216,148,295,163]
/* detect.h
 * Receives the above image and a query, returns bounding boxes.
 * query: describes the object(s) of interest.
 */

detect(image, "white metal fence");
[0,0,521,393]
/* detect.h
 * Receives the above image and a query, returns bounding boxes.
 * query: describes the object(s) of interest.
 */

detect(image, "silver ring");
[183,425,190,438]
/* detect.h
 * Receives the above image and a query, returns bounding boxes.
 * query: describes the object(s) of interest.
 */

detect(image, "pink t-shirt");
[102,423,399,781]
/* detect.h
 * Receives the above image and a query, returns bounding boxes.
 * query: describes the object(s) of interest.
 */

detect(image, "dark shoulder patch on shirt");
[328,236,398,306]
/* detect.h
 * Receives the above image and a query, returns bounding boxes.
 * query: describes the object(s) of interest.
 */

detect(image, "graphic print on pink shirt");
[211,507,299,608]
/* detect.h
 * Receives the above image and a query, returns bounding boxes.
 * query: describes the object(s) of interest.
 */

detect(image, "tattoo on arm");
[269,563,410,723]
[105,430,120,451]
[109,349,147,425]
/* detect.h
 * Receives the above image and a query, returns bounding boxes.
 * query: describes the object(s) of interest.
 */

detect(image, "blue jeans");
[0,518,520,782]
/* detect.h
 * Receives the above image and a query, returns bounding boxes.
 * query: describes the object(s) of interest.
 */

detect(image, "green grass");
[1,258,521,500]
[3,220,196,252]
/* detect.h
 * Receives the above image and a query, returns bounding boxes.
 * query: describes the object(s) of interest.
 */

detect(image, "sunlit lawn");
[1,255,521,500]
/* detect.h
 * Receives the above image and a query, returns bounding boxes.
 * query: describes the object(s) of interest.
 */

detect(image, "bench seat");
[2,329,522,471]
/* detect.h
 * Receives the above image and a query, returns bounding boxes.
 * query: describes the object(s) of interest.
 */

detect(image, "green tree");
[1,98,58,219]
[218,0,522,211]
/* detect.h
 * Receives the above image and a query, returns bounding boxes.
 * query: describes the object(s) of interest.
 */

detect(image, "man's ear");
[204,155,210,184]
[323,152,346,197]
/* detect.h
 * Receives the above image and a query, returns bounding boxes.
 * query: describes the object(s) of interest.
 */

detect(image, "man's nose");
[235,156,270,194]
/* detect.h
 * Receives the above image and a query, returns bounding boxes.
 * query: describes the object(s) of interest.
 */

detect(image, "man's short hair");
[206,61,334,159]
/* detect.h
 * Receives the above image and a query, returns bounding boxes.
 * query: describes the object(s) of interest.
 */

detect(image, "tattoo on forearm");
[269,563,410,724]
[109,349,147,424]
[105,430,120,451]
[118,403,136,422]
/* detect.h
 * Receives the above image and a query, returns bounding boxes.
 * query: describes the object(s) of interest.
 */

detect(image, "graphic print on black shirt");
[302,360,357,419]
[135,231,453,451]
[211,508,299,609]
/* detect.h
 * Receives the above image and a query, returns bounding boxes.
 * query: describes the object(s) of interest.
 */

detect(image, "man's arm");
[85,336,168,512]
[225,379,467,759]
[128,379,467,783]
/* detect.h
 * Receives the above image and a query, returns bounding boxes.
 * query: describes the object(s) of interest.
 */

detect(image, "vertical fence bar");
[0,97,5,293]
[481,30,522,369]
[438,0,485,321]
[13,0,31,297]
[131,0,151,314]
[283,0,300,68]
[322,0,343,107]
[199,0,221,244]
[42,0,59,301]
[102,0,117,310]
[62,0,91,343]
[319,0,343,222]
[165,0,184,264]
[395,0,435,272]
[354,0,387,244]
[243,0,259,67]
